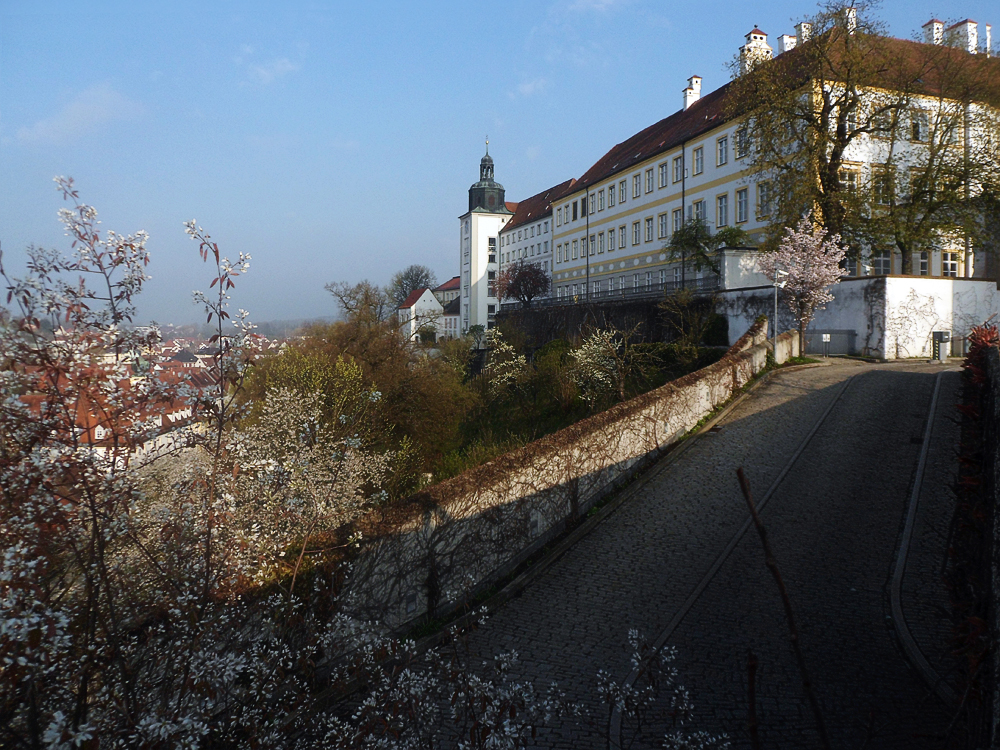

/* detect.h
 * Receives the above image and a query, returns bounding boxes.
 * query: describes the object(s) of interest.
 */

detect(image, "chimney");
[795,22,812,45]
[839,7,857,34]
[985,24,992,56]
[778,34,797,54]
[739,28,773,74]
[947,19,979,53]
[683,75,702,110]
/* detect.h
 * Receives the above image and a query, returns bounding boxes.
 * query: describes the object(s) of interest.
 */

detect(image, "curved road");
[464,360,962,749]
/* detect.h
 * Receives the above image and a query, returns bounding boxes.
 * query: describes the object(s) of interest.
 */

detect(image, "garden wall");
[720,277,999,359]
[344,317,788,629]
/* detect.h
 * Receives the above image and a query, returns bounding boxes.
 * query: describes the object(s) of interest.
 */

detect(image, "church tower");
[459,140,513,336]
[468,149,507,212]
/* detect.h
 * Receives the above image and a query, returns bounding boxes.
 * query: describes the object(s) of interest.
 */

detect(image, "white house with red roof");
[397,287,445,342]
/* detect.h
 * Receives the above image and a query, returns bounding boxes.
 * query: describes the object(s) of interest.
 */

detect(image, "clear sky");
[1,0,995,325]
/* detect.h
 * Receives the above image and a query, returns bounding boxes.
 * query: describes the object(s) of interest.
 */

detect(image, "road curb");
[889,370,958,706]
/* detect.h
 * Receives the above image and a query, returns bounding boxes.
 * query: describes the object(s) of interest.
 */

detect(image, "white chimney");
[778,34,797,54]
[947,19,979,53]
[840,7,857,34]
[683,75,702,110]
[739,28,773,74]
[922,18,944,45]
[985,24,992,56]
[795,22,812,45]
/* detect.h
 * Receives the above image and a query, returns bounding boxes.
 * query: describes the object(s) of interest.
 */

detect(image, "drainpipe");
[681,140,687,289]
[964,100,972,277]
[585,191,591,301]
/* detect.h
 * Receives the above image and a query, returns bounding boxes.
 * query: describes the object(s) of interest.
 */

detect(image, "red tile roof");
[562,32,1000,198]
[565,82,734,196]
[503,178,577,232]
[398,287,429,309]
[505,201,519,213]
[434,276,460,292]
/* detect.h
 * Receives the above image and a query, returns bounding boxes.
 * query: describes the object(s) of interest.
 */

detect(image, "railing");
[499,275,720,311]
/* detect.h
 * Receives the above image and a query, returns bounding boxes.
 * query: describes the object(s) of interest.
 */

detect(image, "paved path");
[464,361,962,748]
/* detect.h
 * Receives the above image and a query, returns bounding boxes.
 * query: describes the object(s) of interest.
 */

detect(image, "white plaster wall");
[550,116,766,299]
[720,276,1000,358]
[463,212,509,332]
[499,216,554,282]
[400,290,444,341]
[720,248,771,289]
[882,277,999,358]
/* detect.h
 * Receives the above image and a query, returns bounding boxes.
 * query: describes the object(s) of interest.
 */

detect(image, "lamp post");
[773,267,789,355]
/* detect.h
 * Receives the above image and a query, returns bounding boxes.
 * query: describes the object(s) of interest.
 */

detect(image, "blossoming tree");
[757,215,847,353]
[0,179,726,749]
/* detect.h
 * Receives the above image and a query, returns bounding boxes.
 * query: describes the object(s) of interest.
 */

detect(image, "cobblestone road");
[463,361,962,748]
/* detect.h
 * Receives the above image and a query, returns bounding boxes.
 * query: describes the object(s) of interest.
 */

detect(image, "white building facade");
[499,178,576,287]
[546,19,996,301]
[397,288,444,342]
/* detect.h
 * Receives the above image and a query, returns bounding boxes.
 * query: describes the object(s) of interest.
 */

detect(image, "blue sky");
[1,0,995,325]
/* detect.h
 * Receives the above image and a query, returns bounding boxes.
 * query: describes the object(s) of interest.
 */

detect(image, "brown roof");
[398,287,429,309]
[567,82,734,196]
[434,276,460,292]
[503,178,577,232]
[442,297,461,315]
[504,201,519,213]
[564,32,1000,198]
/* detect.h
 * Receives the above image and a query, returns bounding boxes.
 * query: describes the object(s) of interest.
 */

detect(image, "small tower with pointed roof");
[468,140,511,213]
[459,139,514,337]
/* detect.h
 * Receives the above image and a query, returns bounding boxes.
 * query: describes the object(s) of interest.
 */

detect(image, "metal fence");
[499,275,720,312]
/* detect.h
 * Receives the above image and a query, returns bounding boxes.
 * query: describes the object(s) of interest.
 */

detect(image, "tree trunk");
[899,247,911,275]
[798,320,806,358]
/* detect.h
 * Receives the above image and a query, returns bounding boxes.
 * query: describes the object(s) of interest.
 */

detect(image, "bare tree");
[726,1,1000,273]
[497,260,550,308]
[325,279,394,326]
[387,264,438,307]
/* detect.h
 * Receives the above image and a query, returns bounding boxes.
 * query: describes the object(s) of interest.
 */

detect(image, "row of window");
[502,220,549,245]
[855,249,959,277]
[553,132,749,229]
[549,250,959,302]
[838,164,953,207]
[554,188,760,264]
[505,240,549,263]
[555,269,684,298]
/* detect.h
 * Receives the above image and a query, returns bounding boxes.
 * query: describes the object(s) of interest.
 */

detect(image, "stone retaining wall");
[344,317,791,629]
[771,330,799,363]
